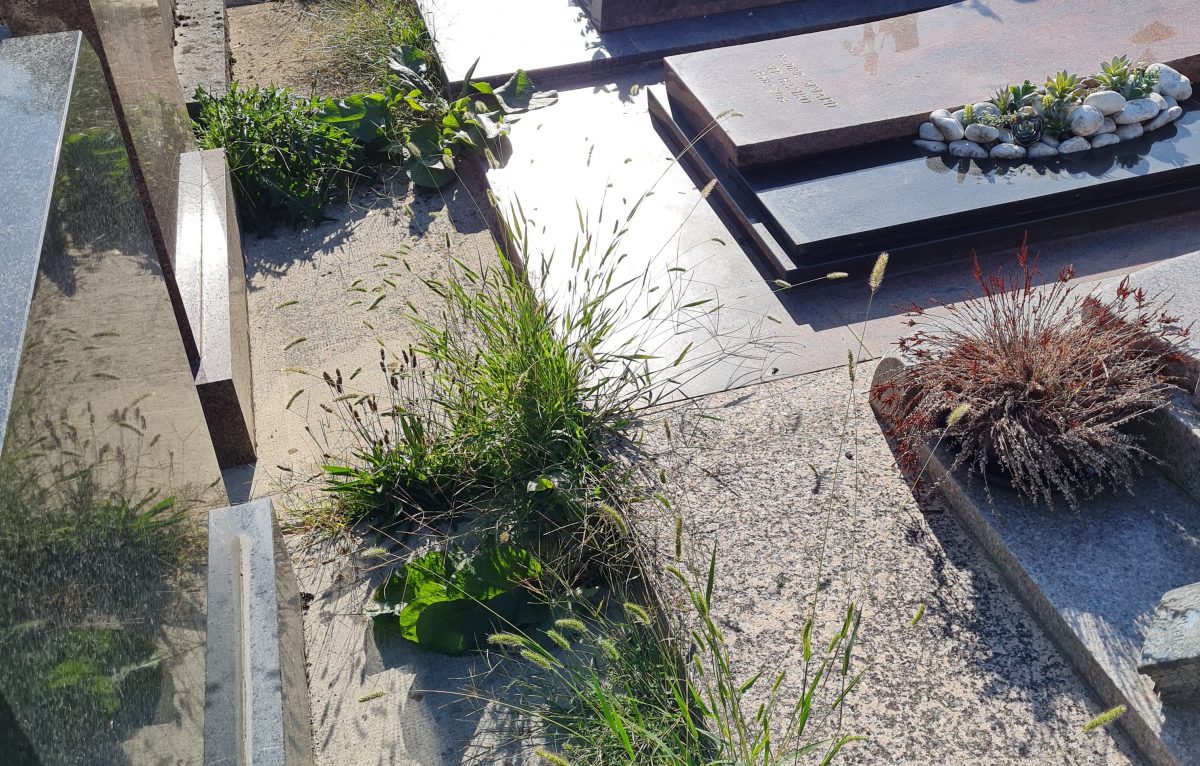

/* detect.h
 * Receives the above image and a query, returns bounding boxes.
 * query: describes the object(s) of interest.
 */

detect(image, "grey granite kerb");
[0,31,79,444]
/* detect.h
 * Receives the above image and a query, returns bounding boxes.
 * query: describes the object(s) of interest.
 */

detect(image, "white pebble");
[948,139,988,159]
[1058,136,1091,154]
[1144,105,1184,132]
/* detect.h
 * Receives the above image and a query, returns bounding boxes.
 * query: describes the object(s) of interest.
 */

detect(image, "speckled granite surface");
[635,362,1143,765]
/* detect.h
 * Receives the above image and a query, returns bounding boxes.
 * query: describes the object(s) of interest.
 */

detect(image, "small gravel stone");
[1163,94,1179,109]
[1084,90,1127,115]
[997,127,1014,144]
[1149,63,1193,100]
[1148,92,1169,112]
[1144,105,1184,132]
[951,108,966,125]
[1040,134,1061,148]
[964,123,999,143]
[1115,122,1144,141]
[1068,104,1105,136]
[1114,98,1160,124]
[948,139,988,159]
[989,142,1026,160]
[930,108,951,120]
[1058,136,1091,154]
[914,138,948,153]
[1091,133,1120,148]
[1027,142,1058,159]
[1098,117,1117,134]
[918,122,944,141]
[933,115,965,141]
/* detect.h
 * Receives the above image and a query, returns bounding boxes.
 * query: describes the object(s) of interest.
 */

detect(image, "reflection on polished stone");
[665,0,1200,167]
[0,0,201,359]
[0,32,225,764]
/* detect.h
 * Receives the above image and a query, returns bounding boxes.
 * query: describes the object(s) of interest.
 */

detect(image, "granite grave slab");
[665,0,1200,168]
[580,0,798,32]
[0,31,226,763]
[652,85,1200,277]
[1,0,201,358]
[416,0,952,89]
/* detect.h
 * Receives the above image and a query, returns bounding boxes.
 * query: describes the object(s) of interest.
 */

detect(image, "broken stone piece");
[1138,582,1200,703]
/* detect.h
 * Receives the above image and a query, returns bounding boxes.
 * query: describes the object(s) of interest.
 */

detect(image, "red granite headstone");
[665,0,1200,167]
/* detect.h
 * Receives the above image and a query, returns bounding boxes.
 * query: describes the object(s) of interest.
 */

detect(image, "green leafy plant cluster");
[312,46,556,190]
[368,545,547,654]
[1096,55,1159,99]
[194,48,557,226]
[946,55,1168,141]
[193,83,356,230]
[990,80,1038,115]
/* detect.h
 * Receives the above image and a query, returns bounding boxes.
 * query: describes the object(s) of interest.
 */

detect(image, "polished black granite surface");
[750,102,1200,264]
[0,32,225,764]
[653,85,1200,277]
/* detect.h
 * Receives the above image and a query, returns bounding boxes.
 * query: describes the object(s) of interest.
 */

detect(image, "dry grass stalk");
[874,239,1191,509]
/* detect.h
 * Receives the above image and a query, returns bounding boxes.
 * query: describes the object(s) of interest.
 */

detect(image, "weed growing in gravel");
[479,548,866,766]
[314,0,436,95]
[875,239,1190,508]
[193,84,356,230]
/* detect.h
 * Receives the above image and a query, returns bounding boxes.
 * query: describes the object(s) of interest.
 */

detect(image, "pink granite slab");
[664,0,1200,167]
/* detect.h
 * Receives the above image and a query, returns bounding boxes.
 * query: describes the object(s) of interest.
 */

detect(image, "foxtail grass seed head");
[488,632,529,650]
[623,602,652,626]
[909,603,926,626]
[826,271,849,280]
[869,251,890,293]
[847,350,856,383]
[773,279,793,290]
[596,502,627,535]
[946,403,971,429]
[546,629,572,651]
[674,516,683,561]
[1084,705,1127,732]
[520,648,557,670]
[700,179,717,199]
[553,618,586,635]
[535,750,573,766]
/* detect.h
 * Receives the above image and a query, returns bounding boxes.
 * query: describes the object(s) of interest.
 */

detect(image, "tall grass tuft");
[477,553,865,766]
[313,0,437,95]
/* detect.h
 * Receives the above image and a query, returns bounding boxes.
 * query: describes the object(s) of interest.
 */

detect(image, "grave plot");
[579,0,799,32]
[653,0,1200,278]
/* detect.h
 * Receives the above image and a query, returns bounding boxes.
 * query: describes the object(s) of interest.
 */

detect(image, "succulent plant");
[1012,114,1044,146]
[976,112,1009,130]
[992,80,1039,114]
[1044,70,1083,103]
[1096,55,1159,100]
[1042,102,1072,139]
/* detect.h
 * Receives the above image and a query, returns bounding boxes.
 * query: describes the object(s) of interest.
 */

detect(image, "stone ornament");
[916,60,1190,162]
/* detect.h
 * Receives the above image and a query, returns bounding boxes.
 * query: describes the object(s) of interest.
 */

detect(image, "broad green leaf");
[491,70,559,114]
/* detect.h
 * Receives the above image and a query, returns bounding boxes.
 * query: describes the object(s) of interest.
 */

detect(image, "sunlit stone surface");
[0,32,225,764]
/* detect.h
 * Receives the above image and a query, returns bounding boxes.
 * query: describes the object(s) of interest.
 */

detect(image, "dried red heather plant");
[874,240,1192,509]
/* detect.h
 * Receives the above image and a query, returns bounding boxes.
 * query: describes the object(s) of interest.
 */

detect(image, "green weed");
[193,83,356,230]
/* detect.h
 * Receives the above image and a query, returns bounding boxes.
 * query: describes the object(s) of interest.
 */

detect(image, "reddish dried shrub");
[874,241,1191,509]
